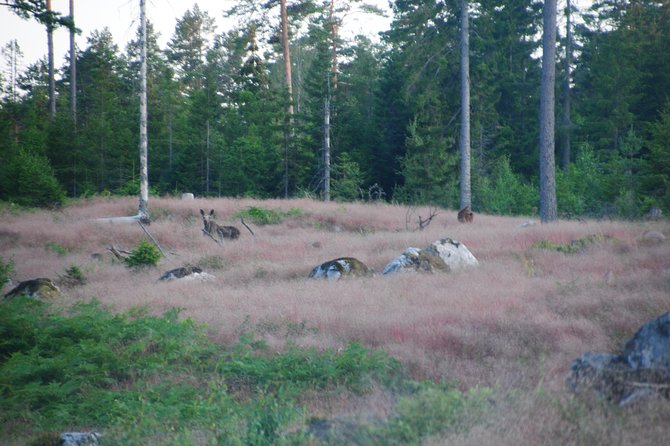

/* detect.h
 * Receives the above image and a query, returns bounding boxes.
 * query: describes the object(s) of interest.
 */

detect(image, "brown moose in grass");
[458,206,474,223]
[200,209,240,242]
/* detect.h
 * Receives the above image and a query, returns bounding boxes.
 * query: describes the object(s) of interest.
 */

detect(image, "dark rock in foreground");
[567,311,670,405]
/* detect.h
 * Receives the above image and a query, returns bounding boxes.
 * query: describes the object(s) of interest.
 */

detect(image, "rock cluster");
[310,237,479,280]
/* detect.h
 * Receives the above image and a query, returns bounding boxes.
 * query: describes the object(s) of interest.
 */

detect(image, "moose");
[200,209,240,242]
[457,206,474,223]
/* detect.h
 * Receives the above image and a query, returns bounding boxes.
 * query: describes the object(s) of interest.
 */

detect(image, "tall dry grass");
[1,196,669,444]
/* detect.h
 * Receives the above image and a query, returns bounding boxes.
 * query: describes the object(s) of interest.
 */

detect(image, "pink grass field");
[2,196,669,444]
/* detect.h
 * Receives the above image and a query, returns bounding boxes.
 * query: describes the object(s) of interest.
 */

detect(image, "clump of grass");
[384,382,492,444]
[124,239,162,268]
[45,242,69,256]
[197,255,226,270]
[59,264,86,287]
[236,206,302,225]
[0,256,14,289]
[531,234,614,254]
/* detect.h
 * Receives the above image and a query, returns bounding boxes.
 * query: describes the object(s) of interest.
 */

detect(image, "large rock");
[61,432,101,446]
[425,238,479,270]
[159,266,215,282]
[567,311,670,405]
[623,311,670,375]
[383,238,478,275]
[382,247,448,275]
[4,278,63,302]
[309,257,373,281]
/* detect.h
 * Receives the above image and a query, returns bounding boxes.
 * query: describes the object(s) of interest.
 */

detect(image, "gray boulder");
[382,247,448,275]
[159,266,215,282]
[425,238,479,270]
[309,257,373,281]
[567,311,670,405]
[623,311,670,375]
[383,238,479,275]
[62,432,101,446]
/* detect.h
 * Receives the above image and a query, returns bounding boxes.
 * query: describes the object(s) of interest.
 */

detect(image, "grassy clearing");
[1,196,669,444]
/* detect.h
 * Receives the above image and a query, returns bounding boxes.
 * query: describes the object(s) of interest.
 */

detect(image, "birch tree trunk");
[323,91,331,202]
[138,0,149,218]
[539,0,558,222]
[46,0,55,118]
[459,0,471,210]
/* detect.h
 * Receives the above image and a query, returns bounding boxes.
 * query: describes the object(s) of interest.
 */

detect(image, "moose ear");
[200,209,205,216]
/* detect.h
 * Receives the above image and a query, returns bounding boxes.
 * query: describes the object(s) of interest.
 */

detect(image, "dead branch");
[108,245,130,261]
[418,207,438,230]
[138,221,165,256]
[240,217,255,237]
[202,228,221,245]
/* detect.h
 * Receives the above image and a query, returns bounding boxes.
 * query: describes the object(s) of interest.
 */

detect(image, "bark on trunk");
[69,0,76,127]
[138,0,149,218]
[47,0,56,117]
[459,0,471,210]
[539,0,558,222]
[561,0,573,171]
[323,92,331,202]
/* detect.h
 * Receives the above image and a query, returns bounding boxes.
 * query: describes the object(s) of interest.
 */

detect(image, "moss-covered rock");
[309,257,373,280]
[4,278,63,302]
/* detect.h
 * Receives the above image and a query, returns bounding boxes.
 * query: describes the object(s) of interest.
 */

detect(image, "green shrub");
[474,156,536,215]
[45,242,69,256]
[124,239,162,268]
[236,206,301,225]
[556,145,606,217]
[0,148,65,208]
[386,383,491,444]
[331,153,365,202]
[63,265,86,286]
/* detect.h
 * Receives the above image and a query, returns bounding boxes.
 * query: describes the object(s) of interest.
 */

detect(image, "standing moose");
[200,209,240,242]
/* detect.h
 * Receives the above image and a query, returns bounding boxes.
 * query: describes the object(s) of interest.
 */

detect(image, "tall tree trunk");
[323,89,331,202]
[280,0,293,198]
[69,0,76,127]
[539,0,558,222]
[329,0,338,89]
[280,0,294,116]
[206,119,211,195]
[46,0,55,117]
[138,0,149,218]
[561,0,572,171]
[459,0,471,210]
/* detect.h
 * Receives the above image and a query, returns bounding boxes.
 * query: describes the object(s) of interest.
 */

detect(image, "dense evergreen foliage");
[1,1,668,217]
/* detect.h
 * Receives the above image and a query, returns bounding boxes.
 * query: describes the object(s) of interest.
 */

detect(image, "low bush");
[124,239,162,268]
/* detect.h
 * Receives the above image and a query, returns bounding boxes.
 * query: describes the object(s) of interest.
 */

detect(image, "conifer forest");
[1,1,669,218]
